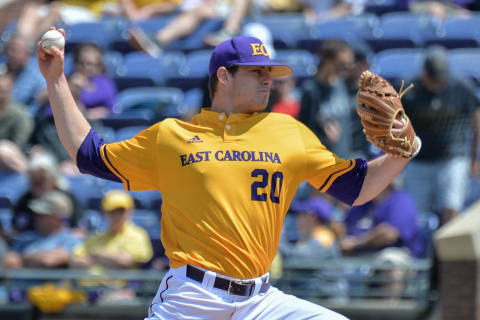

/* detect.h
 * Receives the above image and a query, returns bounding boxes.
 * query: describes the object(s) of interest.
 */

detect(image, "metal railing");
[0,257,434,320]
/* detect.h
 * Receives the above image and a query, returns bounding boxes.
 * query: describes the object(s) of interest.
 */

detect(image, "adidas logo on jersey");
[187,135,203,143]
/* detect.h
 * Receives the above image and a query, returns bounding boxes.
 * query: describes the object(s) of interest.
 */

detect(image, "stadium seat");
[0,196,11,209]
[113,86,184,120]
[115,51,186,88]
[102,51,124,77]
[168,18,224,52]
[252,13,311,49]
[180,88,204,114]
[131,191,162,211]
[296,14,378,53]
[84,179,161,211]
[65,175,103,207]
[425,15,480,49]
[64,50,123,78]
[275,50,318,83]
[448,48,480,84]
[64,20,124,52]
[370,48,424,82]
[0,20,16,43]
[132,16,176,34]
[132,209,162,240]
[84,179,125,210]
[364,0,403,15]
[0,173,29,206]
[114,125,149,141]
[109,16,174,54]
[166,50,211,90]
[366,12,437,52]
[315,14,379,40]
[0,208,13,233]
[97,126,117,143]
[101,109,156,129]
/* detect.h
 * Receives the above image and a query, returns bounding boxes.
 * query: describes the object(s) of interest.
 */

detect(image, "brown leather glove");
[356,70,417,158]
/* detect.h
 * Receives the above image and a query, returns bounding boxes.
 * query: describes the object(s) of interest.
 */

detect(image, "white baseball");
[40,30,65,54]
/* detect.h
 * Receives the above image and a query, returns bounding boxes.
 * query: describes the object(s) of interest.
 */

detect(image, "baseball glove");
[356,71,417,158]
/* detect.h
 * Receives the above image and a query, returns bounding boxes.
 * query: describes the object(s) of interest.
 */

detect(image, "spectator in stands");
[280,196,340,262]
[256,0,303,14]
[70,190,153,270]
[402,46,480,225]
[129,0,252,56]
[30,43,116,168]
[12,152,83,236]
[202,0,252,47]
[299,40,355,158]
[403,0,472,20]
[369,247,415,300]
[302,0,366,24]
[119,0,181,21]
[68,43,117,120]
[279,196,346,300]
[268,75,301,118]
[0,72,33,173]
[15,1,62,42]
[3,190,81,269]
[5,34,46,108]
[340,183,424,259]
[346,41,371,158]
[14,0,119,42]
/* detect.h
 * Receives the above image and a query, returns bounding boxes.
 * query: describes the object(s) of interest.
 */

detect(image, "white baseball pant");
[145,265,349,320]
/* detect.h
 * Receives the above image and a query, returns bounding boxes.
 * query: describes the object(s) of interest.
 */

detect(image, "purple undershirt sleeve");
[76,128,121,182]
[325,158,368,206]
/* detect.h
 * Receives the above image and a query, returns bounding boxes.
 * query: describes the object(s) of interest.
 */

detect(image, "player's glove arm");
[75,128,121,182]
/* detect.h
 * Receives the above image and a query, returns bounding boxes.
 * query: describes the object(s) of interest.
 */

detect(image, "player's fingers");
[36,41,48,60]
[50,46,64,58]
[57,28,66,37]
[392,119,404,129]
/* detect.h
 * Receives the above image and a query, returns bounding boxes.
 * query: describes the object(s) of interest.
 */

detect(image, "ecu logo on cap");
[249,43,270,57]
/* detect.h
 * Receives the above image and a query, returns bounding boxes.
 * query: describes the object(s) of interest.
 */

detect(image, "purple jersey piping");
[318,160,354,191]
[102,145,131,191]
[324,158,368,206]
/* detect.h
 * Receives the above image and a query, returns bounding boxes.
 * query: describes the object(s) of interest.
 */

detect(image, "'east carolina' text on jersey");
[79,110,366,279]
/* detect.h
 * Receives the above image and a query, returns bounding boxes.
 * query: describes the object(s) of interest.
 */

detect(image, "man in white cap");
[3,190,81,269]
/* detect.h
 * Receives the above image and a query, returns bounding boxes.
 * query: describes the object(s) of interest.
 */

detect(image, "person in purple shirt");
[340,183,425,259]
[68,43,117,120]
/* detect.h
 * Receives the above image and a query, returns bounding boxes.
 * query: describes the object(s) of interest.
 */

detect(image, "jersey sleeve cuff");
[325,158,368,206]
[76,128,121,182]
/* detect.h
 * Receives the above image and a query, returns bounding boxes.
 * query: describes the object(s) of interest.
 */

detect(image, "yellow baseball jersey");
[98,110,360,279]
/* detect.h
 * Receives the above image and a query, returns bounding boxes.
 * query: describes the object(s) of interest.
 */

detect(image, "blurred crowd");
[0,0,479,305]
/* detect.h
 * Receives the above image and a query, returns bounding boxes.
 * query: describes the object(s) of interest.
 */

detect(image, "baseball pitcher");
[36,28,421,319]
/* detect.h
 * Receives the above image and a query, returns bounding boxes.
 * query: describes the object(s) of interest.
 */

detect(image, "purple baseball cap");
[208,36,292,78]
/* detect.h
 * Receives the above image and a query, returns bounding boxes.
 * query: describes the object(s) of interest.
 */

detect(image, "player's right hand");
[36,27,65,82]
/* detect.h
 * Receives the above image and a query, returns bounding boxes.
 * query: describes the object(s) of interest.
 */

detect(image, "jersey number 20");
[251,169,283,203]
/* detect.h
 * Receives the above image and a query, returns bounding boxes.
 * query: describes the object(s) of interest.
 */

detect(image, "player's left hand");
[356,71,418,158]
